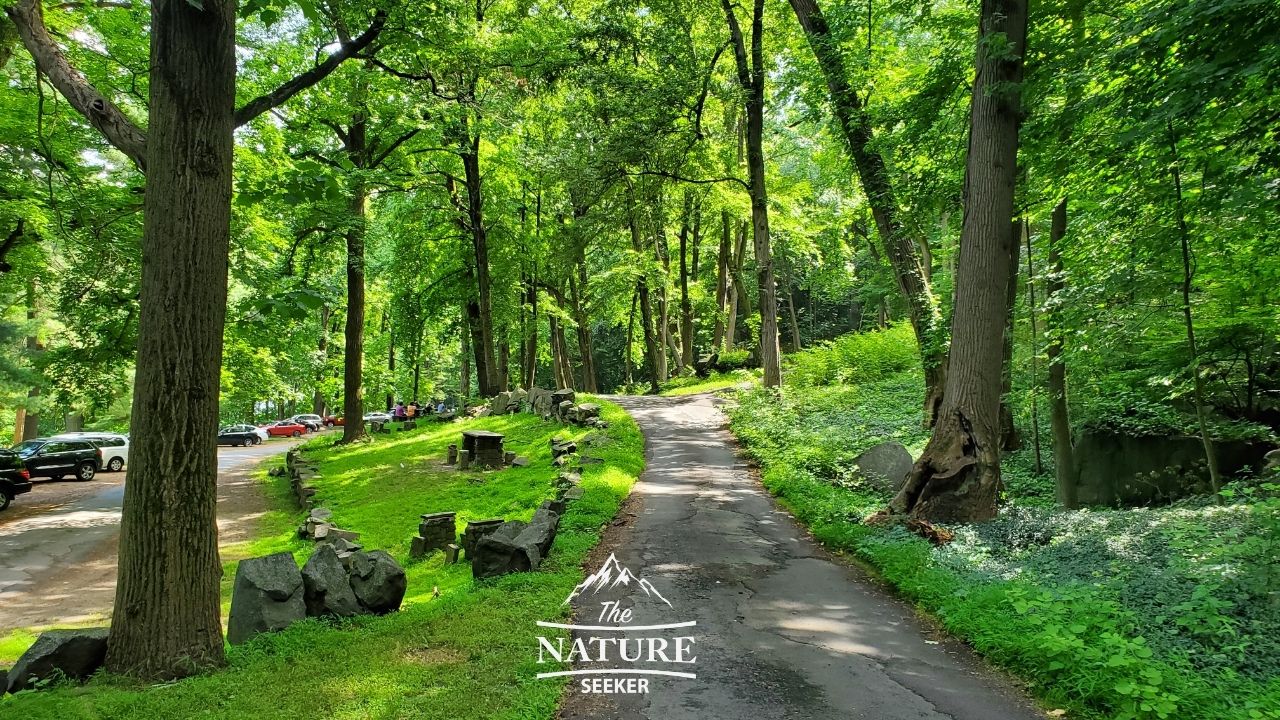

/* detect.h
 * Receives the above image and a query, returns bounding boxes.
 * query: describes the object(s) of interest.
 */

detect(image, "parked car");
[290,414,324,431]
[263,420,307,437]
[323,415,345,427]
[218,425,264,446]
[362,412,392,424]
[10,438,100,481]
[0,449,33,511]
[53,432,129,472]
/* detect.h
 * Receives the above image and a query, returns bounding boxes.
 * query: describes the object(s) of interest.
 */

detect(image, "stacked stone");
[462,430,505,469]
[286,450,322,508]
[296,506,363,562]
[411,511,457,558]
[461,518,505,558]
[471,502,562,579]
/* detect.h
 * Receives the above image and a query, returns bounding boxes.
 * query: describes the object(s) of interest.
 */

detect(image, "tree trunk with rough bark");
[999,220,1022,451]
[312,305,331,415]
[787,0,945,421]
[723,0,781,387]
[106,0,235,677]
[679,192,695,367]
[628,185,662,393]
[890,0,1027,523]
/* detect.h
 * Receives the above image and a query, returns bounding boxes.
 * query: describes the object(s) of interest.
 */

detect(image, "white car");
[362,412,392,423]
[53,432,129,472]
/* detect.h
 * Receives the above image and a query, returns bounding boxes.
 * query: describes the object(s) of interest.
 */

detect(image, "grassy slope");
[726,327,1280,720]
[1,401,643,719]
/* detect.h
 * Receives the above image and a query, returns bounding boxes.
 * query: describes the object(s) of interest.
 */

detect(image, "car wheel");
[291,430,301,437]
[108,457,124,472]
[77,462,96,481]
[0,492,11,511]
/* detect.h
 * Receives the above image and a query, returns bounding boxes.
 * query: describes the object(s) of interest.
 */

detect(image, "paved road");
[560,394,1044,720]
[0,436,307,632]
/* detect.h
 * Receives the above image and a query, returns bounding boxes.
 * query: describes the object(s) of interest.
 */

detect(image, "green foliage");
[784,323,921,388]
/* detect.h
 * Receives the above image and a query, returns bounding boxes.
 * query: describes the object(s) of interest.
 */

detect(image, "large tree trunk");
[1022,222,1043,473]
[107,0,235,677]
[459,311,471,407]
[890,0,1027,523]
[20,276,40,441]
[652,202,675,379]
[712,210,731,351]
[726,221,748,351]
[788,0,945,421]
[723,0,781,387]
[339,110,368,443]
[1045,199,1074,506]
[461,130,499,397]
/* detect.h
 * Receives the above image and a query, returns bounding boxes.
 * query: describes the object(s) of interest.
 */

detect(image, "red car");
[324,415,345,426]
[263,420,307,437]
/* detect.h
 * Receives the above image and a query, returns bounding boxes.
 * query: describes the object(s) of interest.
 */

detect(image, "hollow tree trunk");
[890,0,1027,523]
[788,0,944,420]
[106,0,235,677]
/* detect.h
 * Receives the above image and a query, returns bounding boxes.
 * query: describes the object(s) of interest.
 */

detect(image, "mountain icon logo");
[564,553,673,608]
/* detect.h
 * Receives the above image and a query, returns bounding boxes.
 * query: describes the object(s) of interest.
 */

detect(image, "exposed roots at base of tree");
[862,510,956,546]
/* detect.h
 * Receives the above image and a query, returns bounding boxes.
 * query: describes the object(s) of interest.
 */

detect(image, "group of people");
[391,399,446,421]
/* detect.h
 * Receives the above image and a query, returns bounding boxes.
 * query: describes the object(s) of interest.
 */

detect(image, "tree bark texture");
[890,0,1027,523]
[787,0,945,420]
[723,0,781,387]
[107,0,235,677]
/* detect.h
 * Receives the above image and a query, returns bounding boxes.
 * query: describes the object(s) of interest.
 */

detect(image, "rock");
[459,449,472,470]
[5,628,109,693]
[444,543,461,564]
[557,471,581,486]
[563,486,585,501]
[348,550,407,614]
[227,552,305,645]
[528,387,554,417]
[504,451,517,465]
[302,545,361,618]
[694,353,716,378]
[412,512,456,557]
[1266,448,1280,471]
[447,444,458,464]
[507,388,528,412]
[512,455,530,467]
[556,400,575,422]
[329,537,362,555]
[489,392,511,417]
[309,507,333,522]
[312,523,331,540]
[550,437,577,459]
[472,507,561,579]
[551,389,576,414]
[852,441,914,493]
[576,403,601,420]
[541,498,566,516]
[324,527,361,543]
[580,456,604,465]
[401,421,417,431]
[461,518,506,558]
[1073,431,1272,506]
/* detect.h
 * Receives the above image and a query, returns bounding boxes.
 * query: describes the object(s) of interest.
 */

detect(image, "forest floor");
[561,393,1044,720]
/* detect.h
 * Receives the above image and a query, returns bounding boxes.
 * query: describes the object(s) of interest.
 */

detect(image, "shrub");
[785,323,920,388]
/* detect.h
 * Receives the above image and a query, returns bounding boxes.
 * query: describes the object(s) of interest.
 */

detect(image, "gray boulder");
[576,403,601,420]
[853,441,914,493]
[227,552,306,645]
[302,544,361,618]
[348,550,407,614]
[556,400,575,422]
[528,387,554,417]
[472,508,560,579]
[5,628,108,693]
[489,392,511,417]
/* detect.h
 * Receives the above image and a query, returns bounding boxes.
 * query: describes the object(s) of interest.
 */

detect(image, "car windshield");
[12,440,42,457]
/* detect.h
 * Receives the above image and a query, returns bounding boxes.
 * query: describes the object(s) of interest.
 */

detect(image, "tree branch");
[369,127,421,168]
[233,10,387,128]
[5,0,147,170]
[622,168,749,192]
[0,219,25,272]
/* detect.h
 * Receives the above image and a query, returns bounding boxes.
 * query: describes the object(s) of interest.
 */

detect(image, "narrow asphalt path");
[0,436,309,633]
[560,394,1044,720]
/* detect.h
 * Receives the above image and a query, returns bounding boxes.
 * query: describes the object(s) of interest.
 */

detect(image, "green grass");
[659,369,759,396]
[724,329,1280,720]
[1,401,644,719]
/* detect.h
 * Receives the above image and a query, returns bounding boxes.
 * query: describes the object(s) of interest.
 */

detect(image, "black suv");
[10,438,101,482]
[0,449,32,511]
